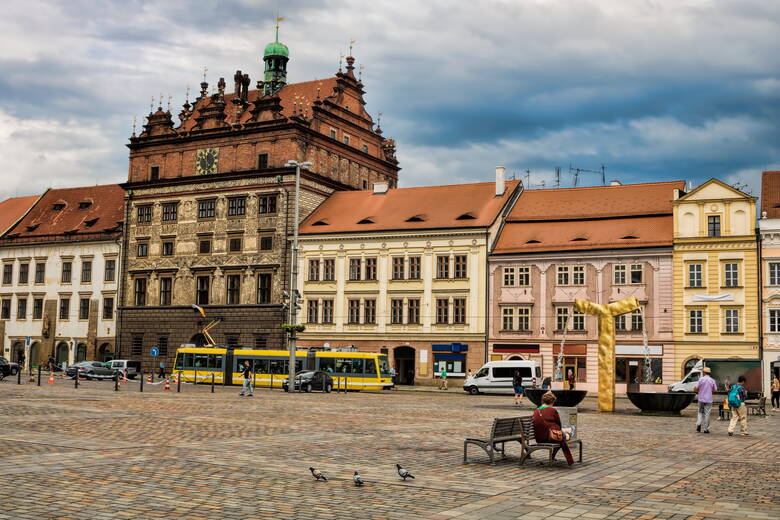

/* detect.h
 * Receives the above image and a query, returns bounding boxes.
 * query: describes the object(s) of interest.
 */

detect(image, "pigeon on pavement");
[309,467,327,481]
[396,463,415,480]
[353,471,364,487]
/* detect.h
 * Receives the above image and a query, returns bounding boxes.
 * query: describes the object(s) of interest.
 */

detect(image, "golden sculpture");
[574,297,639,413]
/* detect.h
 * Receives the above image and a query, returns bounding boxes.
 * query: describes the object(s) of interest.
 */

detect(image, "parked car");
[65,361,116,380]
[107,360,141,379]
[0,357,14,379]
[0,357,19,376]
[282,371,334,393]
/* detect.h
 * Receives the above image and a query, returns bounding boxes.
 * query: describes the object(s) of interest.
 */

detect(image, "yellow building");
[672,179,759,377]
[296,174,520,385]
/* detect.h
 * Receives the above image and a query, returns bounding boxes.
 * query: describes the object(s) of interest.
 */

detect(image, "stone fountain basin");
[626,392,695,414]
[525,389,588,407]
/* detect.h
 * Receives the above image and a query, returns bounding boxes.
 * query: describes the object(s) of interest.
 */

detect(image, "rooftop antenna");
[569,164,607,187]
[525,169,531,188]
[555,166,561,189]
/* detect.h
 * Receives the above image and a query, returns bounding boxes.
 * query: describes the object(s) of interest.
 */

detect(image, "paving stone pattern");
[0,379,778,519]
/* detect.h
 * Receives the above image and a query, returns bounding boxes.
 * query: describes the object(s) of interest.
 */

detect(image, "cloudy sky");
[0,0,778,200]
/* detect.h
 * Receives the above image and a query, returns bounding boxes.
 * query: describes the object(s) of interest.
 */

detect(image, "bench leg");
[578,442,582,462]
[519,449,528,466]
[463,442,468,463]
[488,446,495,465]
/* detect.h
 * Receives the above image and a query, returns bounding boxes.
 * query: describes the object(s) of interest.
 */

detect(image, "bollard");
[194,369,198,386]
[177,371,181,393]
[74,369,78,389]
[270,372,273,390]
[211,373,215,393]
[37,366,41,386]
[114,371,119,391]
[17,367,21,385]
[140,371,144,393]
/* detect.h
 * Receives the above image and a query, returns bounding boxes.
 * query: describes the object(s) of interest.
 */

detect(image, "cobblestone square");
[1,379,778,519]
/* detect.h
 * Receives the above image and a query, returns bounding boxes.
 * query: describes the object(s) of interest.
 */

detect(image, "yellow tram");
[173,346,393,391]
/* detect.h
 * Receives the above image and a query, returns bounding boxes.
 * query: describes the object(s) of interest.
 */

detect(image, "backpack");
[727,384,744,408]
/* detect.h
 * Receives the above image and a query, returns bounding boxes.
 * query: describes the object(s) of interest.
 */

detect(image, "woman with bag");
[532,391,577,465]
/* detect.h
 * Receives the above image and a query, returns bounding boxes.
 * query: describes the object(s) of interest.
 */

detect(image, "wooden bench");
[518,416,582,466]
[747,396,767,417]
[463,417,522,464]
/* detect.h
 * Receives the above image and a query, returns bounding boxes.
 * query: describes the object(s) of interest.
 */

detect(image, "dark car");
[282,371,333,393]
[65,361,115,380]
[0,357,19,377]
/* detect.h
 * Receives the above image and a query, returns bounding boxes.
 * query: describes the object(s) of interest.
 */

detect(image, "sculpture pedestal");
[525,389,588,408]
[626,392,695,414]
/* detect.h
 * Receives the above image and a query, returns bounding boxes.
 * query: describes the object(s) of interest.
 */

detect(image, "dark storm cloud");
[0,0,777,199]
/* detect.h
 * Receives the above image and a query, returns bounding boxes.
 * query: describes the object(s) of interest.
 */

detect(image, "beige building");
[672,179,760,378]
[296,174,521,385]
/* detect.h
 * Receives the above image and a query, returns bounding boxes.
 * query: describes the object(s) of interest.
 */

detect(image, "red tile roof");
[300,181,520,234]
[180,78,341,132]
[761,171,780,219]
[0,195,39,235]
[507,181,685,221]
[7,184,125,239]
[494,181,683,254]
[493,215,674,254]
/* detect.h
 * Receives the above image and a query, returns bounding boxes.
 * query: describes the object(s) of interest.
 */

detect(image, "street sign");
[26,336,30,346]
[150,347,159,357]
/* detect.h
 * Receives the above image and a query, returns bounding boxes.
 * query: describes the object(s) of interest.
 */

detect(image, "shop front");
[552,344,587,389]
[432,343,468,378]
[614,344,665,392]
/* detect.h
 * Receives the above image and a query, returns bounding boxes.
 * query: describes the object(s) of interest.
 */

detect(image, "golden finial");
[149,96,154,113]
[359,64,365,81]
[202,66,208,83]
[349,38,356,56]
[167,94,172,111]
[132,116,137,137]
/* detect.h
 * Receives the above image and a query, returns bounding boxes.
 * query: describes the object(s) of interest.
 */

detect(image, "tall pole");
[286,160,311,392]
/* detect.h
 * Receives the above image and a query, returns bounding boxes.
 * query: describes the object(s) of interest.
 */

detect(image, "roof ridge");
[524,180,685,193]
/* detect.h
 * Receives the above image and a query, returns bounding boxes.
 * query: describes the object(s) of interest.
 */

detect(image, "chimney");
[610,179,621,186]
[495,166,506,196]
[373,182,388,194]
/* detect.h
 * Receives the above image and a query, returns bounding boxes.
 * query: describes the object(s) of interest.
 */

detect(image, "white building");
[0,185,125,367]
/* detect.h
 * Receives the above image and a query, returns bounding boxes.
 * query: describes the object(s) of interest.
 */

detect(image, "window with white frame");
[502,308,514,330]
[724,308,740,333]
[557,266,569,285]
[307,300,319,323]
[571,310,585,331]
[631,309,643,331]
[630,264,643,284]
[689,309,704,333]
[770,262,780,286]
[503,267,515,287]
[517,307,530,331]
[556,307,569,331]
[517,266,530,286]
[769,309,780,332]
[724,263,739,287]
[614,264,626,284]
[688,263,703,288]
[572,265,585,286]
[615,313,627,331]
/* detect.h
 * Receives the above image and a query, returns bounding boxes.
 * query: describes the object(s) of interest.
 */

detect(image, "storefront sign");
[493,343,539,353]
[419,349,428,363]
[615,345,662,356]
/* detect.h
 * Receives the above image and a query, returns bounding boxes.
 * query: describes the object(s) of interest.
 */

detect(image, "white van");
[463,360,540,395]
[109,359,141,379]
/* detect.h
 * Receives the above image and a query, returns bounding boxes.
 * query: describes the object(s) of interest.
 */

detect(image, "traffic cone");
[163,378,170,391]
[48,372,54,384]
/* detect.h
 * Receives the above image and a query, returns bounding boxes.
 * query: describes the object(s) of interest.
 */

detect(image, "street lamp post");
[285,160,312,393]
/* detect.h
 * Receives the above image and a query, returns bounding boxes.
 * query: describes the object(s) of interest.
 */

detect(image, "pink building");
[488,181,683,394]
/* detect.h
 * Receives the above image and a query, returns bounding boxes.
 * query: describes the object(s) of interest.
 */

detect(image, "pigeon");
[353,471,364,487]
[309,467,327,481]
[396,463,415,480]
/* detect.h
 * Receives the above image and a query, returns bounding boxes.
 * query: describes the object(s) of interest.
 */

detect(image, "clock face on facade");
[195,148,219,175]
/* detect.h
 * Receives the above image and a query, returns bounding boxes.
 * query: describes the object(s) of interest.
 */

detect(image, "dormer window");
[84,218,99,227]
[456,212,477,220]
[357,217,374,224]
[406,215,427,222]
[343,135,351,146]
[312,220,329,226]
[571,237,588,242]
[26,223,40,232]
[621,235,639,240]
[526,239,541,244]
[53,203,65,211]
[78,201,92,210]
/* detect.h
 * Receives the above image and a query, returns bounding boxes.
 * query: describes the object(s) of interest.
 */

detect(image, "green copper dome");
[264,40,289,57]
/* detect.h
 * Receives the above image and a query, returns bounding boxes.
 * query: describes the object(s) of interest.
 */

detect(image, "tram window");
[377,356,391,376]
[174,355,183,370]
[208,355,223,369]
[319,357,335,373]
[364,359,378,376]
[335,358,352,373]
[295,360,303,372]
[253,359,269,373]
[351,359,364,374]
[181,353,194,368]
[193,353,209,368]
[269,359,286,374]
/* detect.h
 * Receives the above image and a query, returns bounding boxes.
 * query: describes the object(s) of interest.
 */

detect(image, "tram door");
[224,349,234,385]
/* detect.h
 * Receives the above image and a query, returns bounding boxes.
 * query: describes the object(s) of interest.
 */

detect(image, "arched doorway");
[98,343,114,362]
[393,346,416,385]
[76,343,87,362]
[683,357,701,378]
[190,334,207,347]
[29,342,39,366]
[12,341,24,363]
[508,355,524,360]
[56,342,69,366]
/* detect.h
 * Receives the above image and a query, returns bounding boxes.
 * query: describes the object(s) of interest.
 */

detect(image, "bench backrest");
[491,417,520,439]
[519,416,535,444]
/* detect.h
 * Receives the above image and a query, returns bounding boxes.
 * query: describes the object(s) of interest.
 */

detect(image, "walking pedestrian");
[158,362,165,379]
[439,367,448,390]
[694,366,717,433]
[238,360,253,397]
[567,369,576,390]
[389,366,397,388]
[727,375,748,436]
[513,370,524,406]
[467,368,473,379]
[771,375,780,411]
[47,354,55,373]
[18,352,25,371]
[541,376,552,390]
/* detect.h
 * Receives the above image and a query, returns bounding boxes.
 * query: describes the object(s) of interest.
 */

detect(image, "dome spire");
[262,16,289,96]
